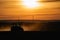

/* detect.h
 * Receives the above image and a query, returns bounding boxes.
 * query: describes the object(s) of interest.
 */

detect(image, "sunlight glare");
[22,0,40,8]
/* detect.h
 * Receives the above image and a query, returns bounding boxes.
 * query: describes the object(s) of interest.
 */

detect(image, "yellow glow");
[22,0,40,8]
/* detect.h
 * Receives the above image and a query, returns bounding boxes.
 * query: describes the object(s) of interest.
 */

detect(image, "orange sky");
[0,0,60,20]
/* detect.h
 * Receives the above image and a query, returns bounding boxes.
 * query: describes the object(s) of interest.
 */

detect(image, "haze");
[0,0,60,20]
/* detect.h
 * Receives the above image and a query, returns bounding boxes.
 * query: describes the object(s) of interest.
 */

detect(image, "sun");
[21,0,40,8]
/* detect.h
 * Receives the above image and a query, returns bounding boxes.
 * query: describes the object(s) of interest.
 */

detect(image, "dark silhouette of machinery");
[11,23,23,32]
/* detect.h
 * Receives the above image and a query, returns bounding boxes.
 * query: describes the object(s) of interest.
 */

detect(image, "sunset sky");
[0,0,60,20]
